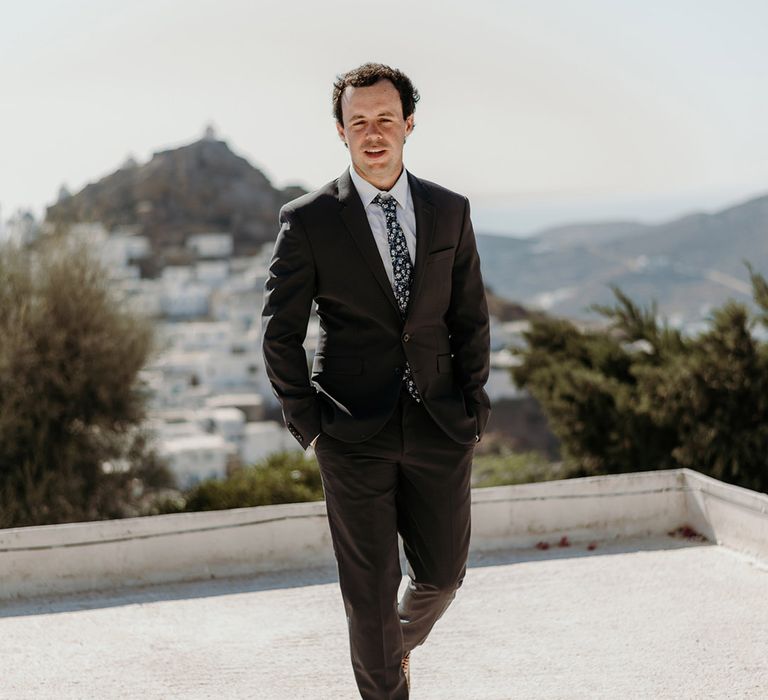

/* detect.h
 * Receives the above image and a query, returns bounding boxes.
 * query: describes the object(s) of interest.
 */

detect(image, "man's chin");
[352,158,404,187]
[361,156,389,168]
[356,157,399,174]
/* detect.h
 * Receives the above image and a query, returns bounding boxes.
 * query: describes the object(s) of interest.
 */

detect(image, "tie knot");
[373,193,396,212]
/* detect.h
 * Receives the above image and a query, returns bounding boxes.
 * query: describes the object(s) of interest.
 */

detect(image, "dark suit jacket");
[261,168,491,450]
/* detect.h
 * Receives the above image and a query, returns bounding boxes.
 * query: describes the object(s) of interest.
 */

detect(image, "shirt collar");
[348,165,410,211]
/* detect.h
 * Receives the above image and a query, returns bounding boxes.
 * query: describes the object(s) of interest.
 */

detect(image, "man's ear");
[405,114,415,137]
[336,121,347,147]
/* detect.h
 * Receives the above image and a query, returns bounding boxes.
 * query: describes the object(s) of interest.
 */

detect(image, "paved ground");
[1,535,767,699]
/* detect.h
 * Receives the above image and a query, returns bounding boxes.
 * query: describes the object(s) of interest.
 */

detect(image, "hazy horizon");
[7,127,762,238]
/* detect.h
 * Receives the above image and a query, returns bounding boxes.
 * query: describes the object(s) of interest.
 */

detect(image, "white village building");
[158,433,232,489]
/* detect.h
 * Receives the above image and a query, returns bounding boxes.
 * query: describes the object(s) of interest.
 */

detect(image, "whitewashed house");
[161,281,210,318]
[199,407,246,448]
[117,278,163,317]
[203,349,262,392]
[67,224,149,281]
[162,266,194,285]
[159,321,233,352]
[205,393,265,422]
[195,260,230,286]
[159,434,232,488]
[187,233,233,259]
[241,421,297,465]
[210,287,264,329]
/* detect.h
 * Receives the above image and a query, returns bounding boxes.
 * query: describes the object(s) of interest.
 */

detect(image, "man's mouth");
[364,148,386,158]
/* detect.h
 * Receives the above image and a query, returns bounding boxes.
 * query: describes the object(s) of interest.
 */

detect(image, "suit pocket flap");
[426,247,455,264]
[312,355,363,375]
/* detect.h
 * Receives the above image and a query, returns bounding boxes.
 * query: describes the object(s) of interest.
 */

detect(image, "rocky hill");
[46,134,305,256]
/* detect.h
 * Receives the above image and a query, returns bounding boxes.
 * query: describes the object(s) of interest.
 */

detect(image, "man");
[261,63,490,699]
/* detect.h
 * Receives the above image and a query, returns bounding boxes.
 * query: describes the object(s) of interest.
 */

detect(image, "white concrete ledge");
[471,467,689,549]
[1,468,766,602]
[681,467,768,562]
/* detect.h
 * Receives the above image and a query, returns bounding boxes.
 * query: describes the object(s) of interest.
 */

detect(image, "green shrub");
[512,265,768,493]
[472,450,571,488]
[0,237,161,527]
[163,451,324,512]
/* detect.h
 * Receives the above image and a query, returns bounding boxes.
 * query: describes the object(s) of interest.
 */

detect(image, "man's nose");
[364,122,383,139]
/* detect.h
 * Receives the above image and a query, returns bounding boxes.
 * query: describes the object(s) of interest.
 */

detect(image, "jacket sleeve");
[261,206,321,449]
[445,196,492,437]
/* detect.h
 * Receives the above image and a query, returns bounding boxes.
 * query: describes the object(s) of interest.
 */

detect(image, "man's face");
[336,79,414,190]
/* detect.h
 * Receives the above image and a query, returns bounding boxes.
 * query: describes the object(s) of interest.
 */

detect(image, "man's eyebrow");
[349,110,398,120]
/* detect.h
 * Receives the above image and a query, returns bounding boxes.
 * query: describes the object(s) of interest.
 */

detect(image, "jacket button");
[394,367,402,376]
[402,333,411,342]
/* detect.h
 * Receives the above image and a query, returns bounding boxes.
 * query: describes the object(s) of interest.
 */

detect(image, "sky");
[2,0,768,235]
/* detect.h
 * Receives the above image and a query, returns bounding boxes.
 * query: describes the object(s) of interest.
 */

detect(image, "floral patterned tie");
[373,193,421,402]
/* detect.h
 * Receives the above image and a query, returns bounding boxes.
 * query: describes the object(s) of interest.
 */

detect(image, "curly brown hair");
[332,62,420,125]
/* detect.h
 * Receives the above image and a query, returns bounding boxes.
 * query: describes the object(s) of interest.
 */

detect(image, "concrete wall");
[471,468,689,551]
[0,501,332,602]
[1,469,766,602]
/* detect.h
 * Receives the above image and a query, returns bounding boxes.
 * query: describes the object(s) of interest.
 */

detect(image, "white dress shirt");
[348,165,417,290]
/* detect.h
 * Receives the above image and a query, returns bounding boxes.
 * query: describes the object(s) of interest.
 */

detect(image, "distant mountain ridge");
[46,135,305,256]
[534,221,650,249]
[476,190,768,327]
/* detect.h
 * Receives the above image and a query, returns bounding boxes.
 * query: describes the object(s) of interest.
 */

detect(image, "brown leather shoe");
[401,652,411,691]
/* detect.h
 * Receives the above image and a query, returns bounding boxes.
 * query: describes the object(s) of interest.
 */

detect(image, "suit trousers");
[314,384,475,699]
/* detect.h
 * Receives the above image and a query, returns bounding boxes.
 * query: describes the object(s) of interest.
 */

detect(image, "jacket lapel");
[337,169,401,316]
[336,168,436,322]
[406,172,436,321]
